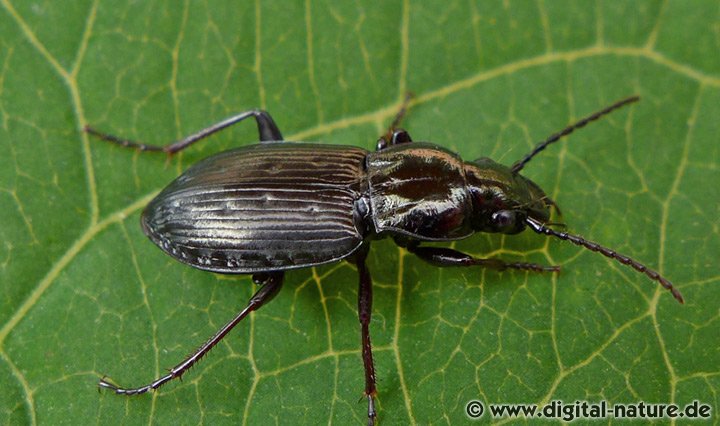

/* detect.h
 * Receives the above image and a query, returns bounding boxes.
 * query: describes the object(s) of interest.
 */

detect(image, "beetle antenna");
[525,217,684,304]
[511,96,640,174]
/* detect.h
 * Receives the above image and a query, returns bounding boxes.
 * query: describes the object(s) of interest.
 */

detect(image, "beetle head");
[458,97,683,304]
[464,157,551,234]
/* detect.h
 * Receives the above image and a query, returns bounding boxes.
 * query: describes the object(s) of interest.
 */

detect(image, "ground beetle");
[87,96,683,425]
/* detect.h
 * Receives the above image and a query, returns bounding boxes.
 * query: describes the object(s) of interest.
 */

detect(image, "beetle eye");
[491,210,518,233]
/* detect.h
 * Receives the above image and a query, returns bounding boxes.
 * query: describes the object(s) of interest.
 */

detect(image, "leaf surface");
[1,1,718,424]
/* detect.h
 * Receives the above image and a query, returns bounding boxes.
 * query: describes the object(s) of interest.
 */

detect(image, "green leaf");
[1,1,718,424]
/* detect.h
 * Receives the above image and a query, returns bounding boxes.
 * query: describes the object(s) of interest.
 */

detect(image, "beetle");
[87,96,683,425]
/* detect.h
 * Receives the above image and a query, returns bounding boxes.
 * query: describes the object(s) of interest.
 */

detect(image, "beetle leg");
[376,93,414,151]
[353,245,378,426]
[406,245,560,273]
[387,92,413,131]
[376,129,413,151]
[99,272,284,395]
[85,109,283,154]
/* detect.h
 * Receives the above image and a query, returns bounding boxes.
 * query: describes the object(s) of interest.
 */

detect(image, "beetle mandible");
[87,95,683,425]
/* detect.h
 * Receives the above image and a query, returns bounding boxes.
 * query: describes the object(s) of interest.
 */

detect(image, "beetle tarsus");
[98,376,118,393]
[84,125,166,152]
[366,392,377,426]
[84,109,283,154]
[98,376,151,395]
[406,245,558,273]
